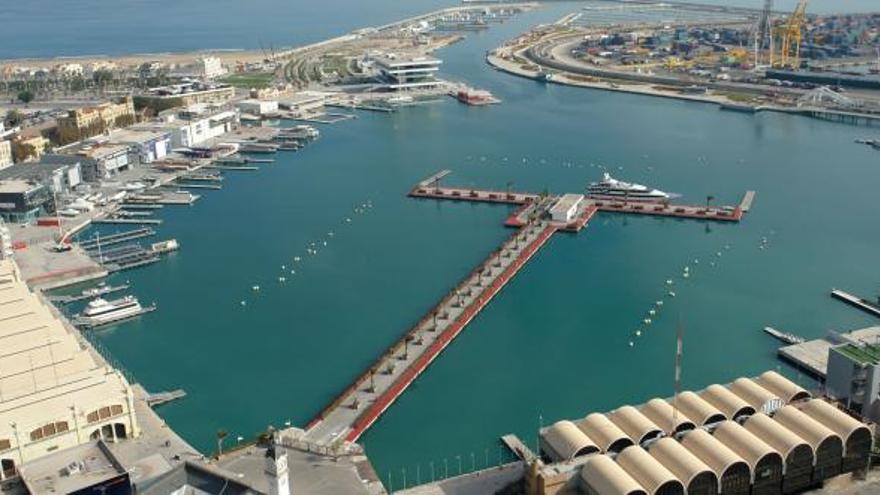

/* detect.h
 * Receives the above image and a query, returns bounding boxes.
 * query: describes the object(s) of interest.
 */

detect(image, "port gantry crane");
[776,0,808,69]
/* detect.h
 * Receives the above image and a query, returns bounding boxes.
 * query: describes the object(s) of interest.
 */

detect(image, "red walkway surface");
[345,224,558,442]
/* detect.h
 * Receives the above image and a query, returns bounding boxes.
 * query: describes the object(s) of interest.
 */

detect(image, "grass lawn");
[218,72,276,89]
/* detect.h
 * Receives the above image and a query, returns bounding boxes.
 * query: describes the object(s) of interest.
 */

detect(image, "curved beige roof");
[800,399,870,445]
[680,428,748,477]
[713,420,782,472]
[700,384,756,419]
[616,445,684,495]
[675,391,726,425]
[729,378,782,411]
[743,413,814,463]
[773,405,841,451]
[641,398,695,434]
[609,406,663,444]
[579,413,634,453]
[580,455,648,495]
[756,371,811,403]
[543,420,599,461]
[648,437,715,489]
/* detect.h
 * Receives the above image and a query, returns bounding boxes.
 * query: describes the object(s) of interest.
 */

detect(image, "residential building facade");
[826,340,880,422]
[56,96,136,144]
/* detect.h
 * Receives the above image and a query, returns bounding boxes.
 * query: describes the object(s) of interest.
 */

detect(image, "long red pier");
[303,171,753,447]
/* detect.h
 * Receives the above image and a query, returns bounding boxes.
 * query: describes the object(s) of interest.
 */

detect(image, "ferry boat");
[587,173,674,202]
[455,87,500,106]
[74,296,155,328]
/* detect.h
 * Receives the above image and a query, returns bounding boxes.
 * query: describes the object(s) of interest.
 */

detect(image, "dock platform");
[831,289,880,318]
[778,326,880,379]
[79,228,155,249]
[501,434,538,463]
[146,389,187,407]
[739,190,756,212]
[302,170,754,447]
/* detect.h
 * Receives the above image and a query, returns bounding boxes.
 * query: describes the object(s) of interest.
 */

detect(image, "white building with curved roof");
[640,399,695,435]
[728,378,782,413]
[578,413,634,454]
[700,384,756,420]
[743,413,814,492]
[580,455,647,495]
[647,437,717,495]
[773,405,843,480]
[674,391,725,426]
[680,429,751,495]
[542,420,600,462]
[755,371,811,403]
[608,406,663,445]
[800,399,873,471]
[712,420,783,489]
[615,446,684,495]
[0,259,139,480]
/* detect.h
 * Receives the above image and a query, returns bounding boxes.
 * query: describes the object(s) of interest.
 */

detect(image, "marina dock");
[763,326,804,345]
[303,170,754,447]
[145,389,187,407]
[79,228,155,249]
[831,289,880,317]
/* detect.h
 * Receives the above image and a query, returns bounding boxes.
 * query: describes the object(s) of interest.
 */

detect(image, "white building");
[549,194,584,223]
[0,140,12,169]
[372,53,442,91]
[200,56,226,79]
[0,258,140,480]
[236,99,279,116]
[109,129,172,164]
[137,107,238,148]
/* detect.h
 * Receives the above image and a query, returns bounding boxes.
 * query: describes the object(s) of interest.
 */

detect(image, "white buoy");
[684,266,689,272]
[694,259,699,264]
[252,285,260,291]
[666,279,673,285]
[636,330,642,337]
[328,232,335,237]
[683,272,690,278]
[644,318,652,325]
[279,277,286,282]
[290,270,295,274]
[656,300,663,306]
[649,309,656,316]
[716,251,722,257]
[282,265,286,270]
[668,291,676,297]
[346,218,352,223]
[240,300,247,306]
[294,256,301,262]
[629,341,634,347]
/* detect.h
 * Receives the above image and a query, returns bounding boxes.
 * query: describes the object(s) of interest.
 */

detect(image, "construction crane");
[777,0,808,69]
[754,0,773,67]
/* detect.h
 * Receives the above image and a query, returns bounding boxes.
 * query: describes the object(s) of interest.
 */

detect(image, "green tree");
[4,109,24,127]
[17,90,34,104]
[11,142,37,163]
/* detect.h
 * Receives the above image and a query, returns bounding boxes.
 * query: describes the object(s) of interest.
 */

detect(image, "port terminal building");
[0,258,140,481]
[529,371,873,495]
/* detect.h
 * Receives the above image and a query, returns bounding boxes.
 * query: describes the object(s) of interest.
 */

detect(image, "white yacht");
[587,173,673,202]
[76,296,153,327]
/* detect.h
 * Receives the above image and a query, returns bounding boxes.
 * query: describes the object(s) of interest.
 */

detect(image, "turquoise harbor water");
[13,0,880,490]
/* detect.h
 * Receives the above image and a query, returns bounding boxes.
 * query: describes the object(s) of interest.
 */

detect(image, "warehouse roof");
[647,437,716,490]
[713,421,782,476]
[608,406,663,445]
[640,398,695,435]
[580,455,647,495]
[680,428,748,479]
[616,446,684,495]
[578,413,633,453]
[743,413,814,463]
[755,371,811,403]
[729,378,782,412]
[700,384,756,419]
[674,391,725,426]
[773,405,841,452]
[800,399,872,450]
[543,420,599,461]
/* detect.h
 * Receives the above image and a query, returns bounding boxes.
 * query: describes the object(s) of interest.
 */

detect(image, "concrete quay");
[778,326,880,379]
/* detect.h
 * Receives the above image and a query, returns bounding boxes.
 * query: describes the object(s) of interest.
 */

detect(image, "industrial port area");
[489,0,880,125]
[1,1,880,495]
